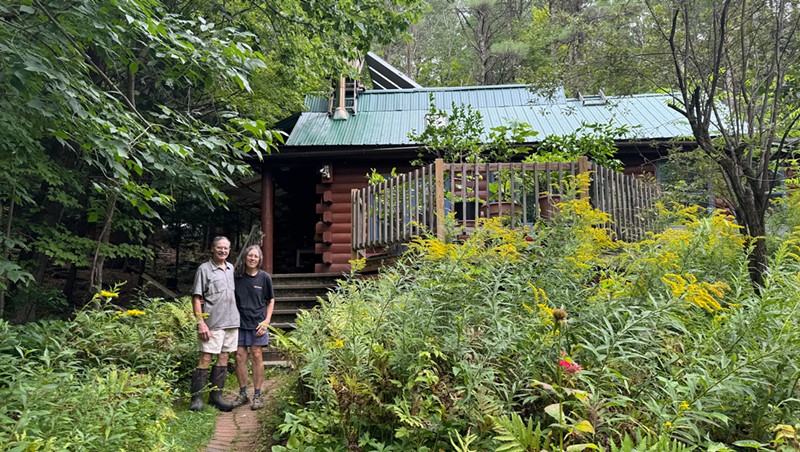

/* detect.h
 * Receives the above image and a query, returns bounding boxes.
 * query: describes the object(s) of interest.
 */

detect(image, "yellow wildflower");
[348,258,366,273]
[662,273,729,312]
[536,303,555,327]
[100,290,119,298]
[118,309,146,317]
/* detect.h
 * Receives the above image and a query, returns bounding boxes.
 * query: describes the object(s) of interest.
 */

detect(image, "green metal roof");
[284,85,692,147]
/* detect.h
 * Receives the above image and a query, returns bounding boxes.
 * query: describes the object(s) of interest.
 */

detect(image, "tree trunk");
[0,196,14,318]
[89,192,118,292]
[718,153,767,292]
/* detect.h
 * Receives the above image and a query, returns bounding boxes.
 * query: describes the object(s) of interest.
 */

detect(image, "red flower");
[558,359,582,374]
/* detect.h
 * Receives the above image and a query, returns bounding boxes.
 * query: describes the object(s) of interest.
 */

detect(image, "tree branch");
[32,0,147,124]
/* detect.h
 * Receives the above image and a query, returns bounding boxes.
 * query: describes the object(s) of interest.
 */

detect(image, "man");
[232,245,275,410]
[189,236,239,412]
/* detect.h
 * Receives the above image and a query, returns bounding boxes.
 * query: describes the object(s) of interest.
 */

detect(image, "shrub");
[0,295,202,450]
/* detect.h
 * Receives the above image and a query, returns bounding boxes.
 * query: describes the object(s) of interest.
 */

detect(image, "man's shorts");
[198,328,238,354]
[238,329,269,348]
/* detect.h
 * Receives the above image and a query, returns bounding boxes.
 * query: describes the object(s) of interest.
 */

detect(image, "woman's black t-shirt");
[234,270,274,330]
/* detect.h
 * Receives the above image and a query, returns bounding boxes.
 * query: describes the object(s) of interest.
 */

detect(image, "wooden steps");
[263,273,341,364]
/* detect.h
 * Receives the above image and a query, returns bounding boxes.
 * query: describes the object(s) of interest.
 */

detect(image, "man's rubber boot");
[189,368,208,411]
[208,366,235,412]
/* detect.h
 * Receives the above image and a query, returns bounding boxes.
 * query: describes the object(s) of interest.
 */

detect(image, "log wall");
[314,163,409,273]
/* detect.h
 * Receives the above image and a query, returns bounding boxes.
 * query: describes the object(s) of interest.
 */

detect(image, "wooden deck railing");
[351,157,660,253]
[589,162,660,242]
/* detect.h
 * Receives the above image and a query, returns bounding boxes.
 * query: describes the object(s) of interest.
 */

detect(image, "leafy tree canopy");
[0,0,423,313]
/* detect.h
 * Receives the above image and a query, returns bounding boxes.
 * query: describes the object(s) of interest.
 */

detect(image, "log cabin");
[230,54,696,277]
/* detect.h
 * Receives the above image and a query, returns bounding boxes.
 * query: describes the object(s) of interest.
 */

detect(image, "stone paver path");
[202,379,279,452]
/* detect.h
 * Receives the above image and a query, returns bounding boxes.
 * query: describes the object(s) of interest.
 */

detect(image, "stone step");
[262,346,287,365]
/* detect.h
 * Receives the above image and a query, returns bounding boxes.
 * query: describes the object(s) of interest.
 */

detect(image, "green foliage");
[0,295,203,450]
[492,413,551,452]
[528,122,628,170]
[273,196,800,450]
[378,0,530,86]
[608,433,696,452]
[522,1,664,96]
[0,0,424,310]
[408,96,488,163]
[659,149,728,208]
[408,96,629,170]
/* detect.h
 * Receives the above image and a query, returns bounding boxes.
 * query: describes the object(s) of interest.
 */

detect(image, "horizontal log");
[322,231,352,244]
[322,211,333,224]
[316,222,351,234]
[317,202,354,214]
[315,263,351,274]
[315,243,353,254]
[323,192,360,204]
[327,213,352,224]
[322,251,357,265]
[330,253,353,265]
[321,191,333,204]
[315,221,326,233]
[315,177,356,188]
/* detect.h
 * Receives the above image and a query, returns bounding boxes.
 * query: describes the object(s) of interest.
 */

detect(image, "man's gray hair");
[211,236,230,249]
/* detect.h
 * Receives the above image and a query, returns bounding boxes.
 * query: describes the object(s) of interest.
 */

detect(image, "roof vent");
[579,90,607,106]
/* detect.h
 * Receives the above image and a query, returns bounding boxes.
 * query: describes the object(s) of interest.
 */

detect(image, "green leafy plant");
[273,194,800,450]
[0,293,207,450]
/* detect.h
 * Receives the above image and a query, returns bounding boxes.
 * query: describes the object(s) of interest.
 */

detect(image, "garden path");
[202,378,279,452]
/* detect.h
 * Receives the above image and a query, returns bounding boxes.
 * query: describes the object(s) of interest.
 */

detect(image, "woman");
[232,245,275,410]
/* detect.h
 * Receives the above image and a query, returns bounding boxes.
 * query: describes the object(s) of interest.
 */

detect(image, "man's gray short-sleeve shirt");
[192,260,239,330]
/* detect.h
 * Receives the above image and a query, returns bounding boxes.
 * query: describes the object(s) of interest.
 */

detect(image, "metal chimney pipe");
[332,76,349,120]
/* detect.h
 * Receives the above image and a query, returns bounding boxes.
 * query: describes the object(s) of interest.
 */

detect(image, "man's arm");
[193,294,210,342]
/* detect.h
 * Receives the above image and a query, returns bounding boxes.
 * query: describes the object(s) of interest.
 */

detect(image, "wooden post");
[261,163,274,274]
[351,188,359,261]
[577,156,590,200]
[434,159,445,241]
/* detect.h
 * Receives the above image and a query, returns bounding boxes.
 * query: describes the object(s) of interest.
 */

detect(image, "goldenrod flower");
[118,309,146,317]
[663,273,729,312]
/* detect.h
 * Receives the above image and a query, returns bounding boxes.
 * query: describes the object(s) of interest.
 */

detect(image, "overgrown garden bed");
[273,178,800,451]
[0,296,216,450]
